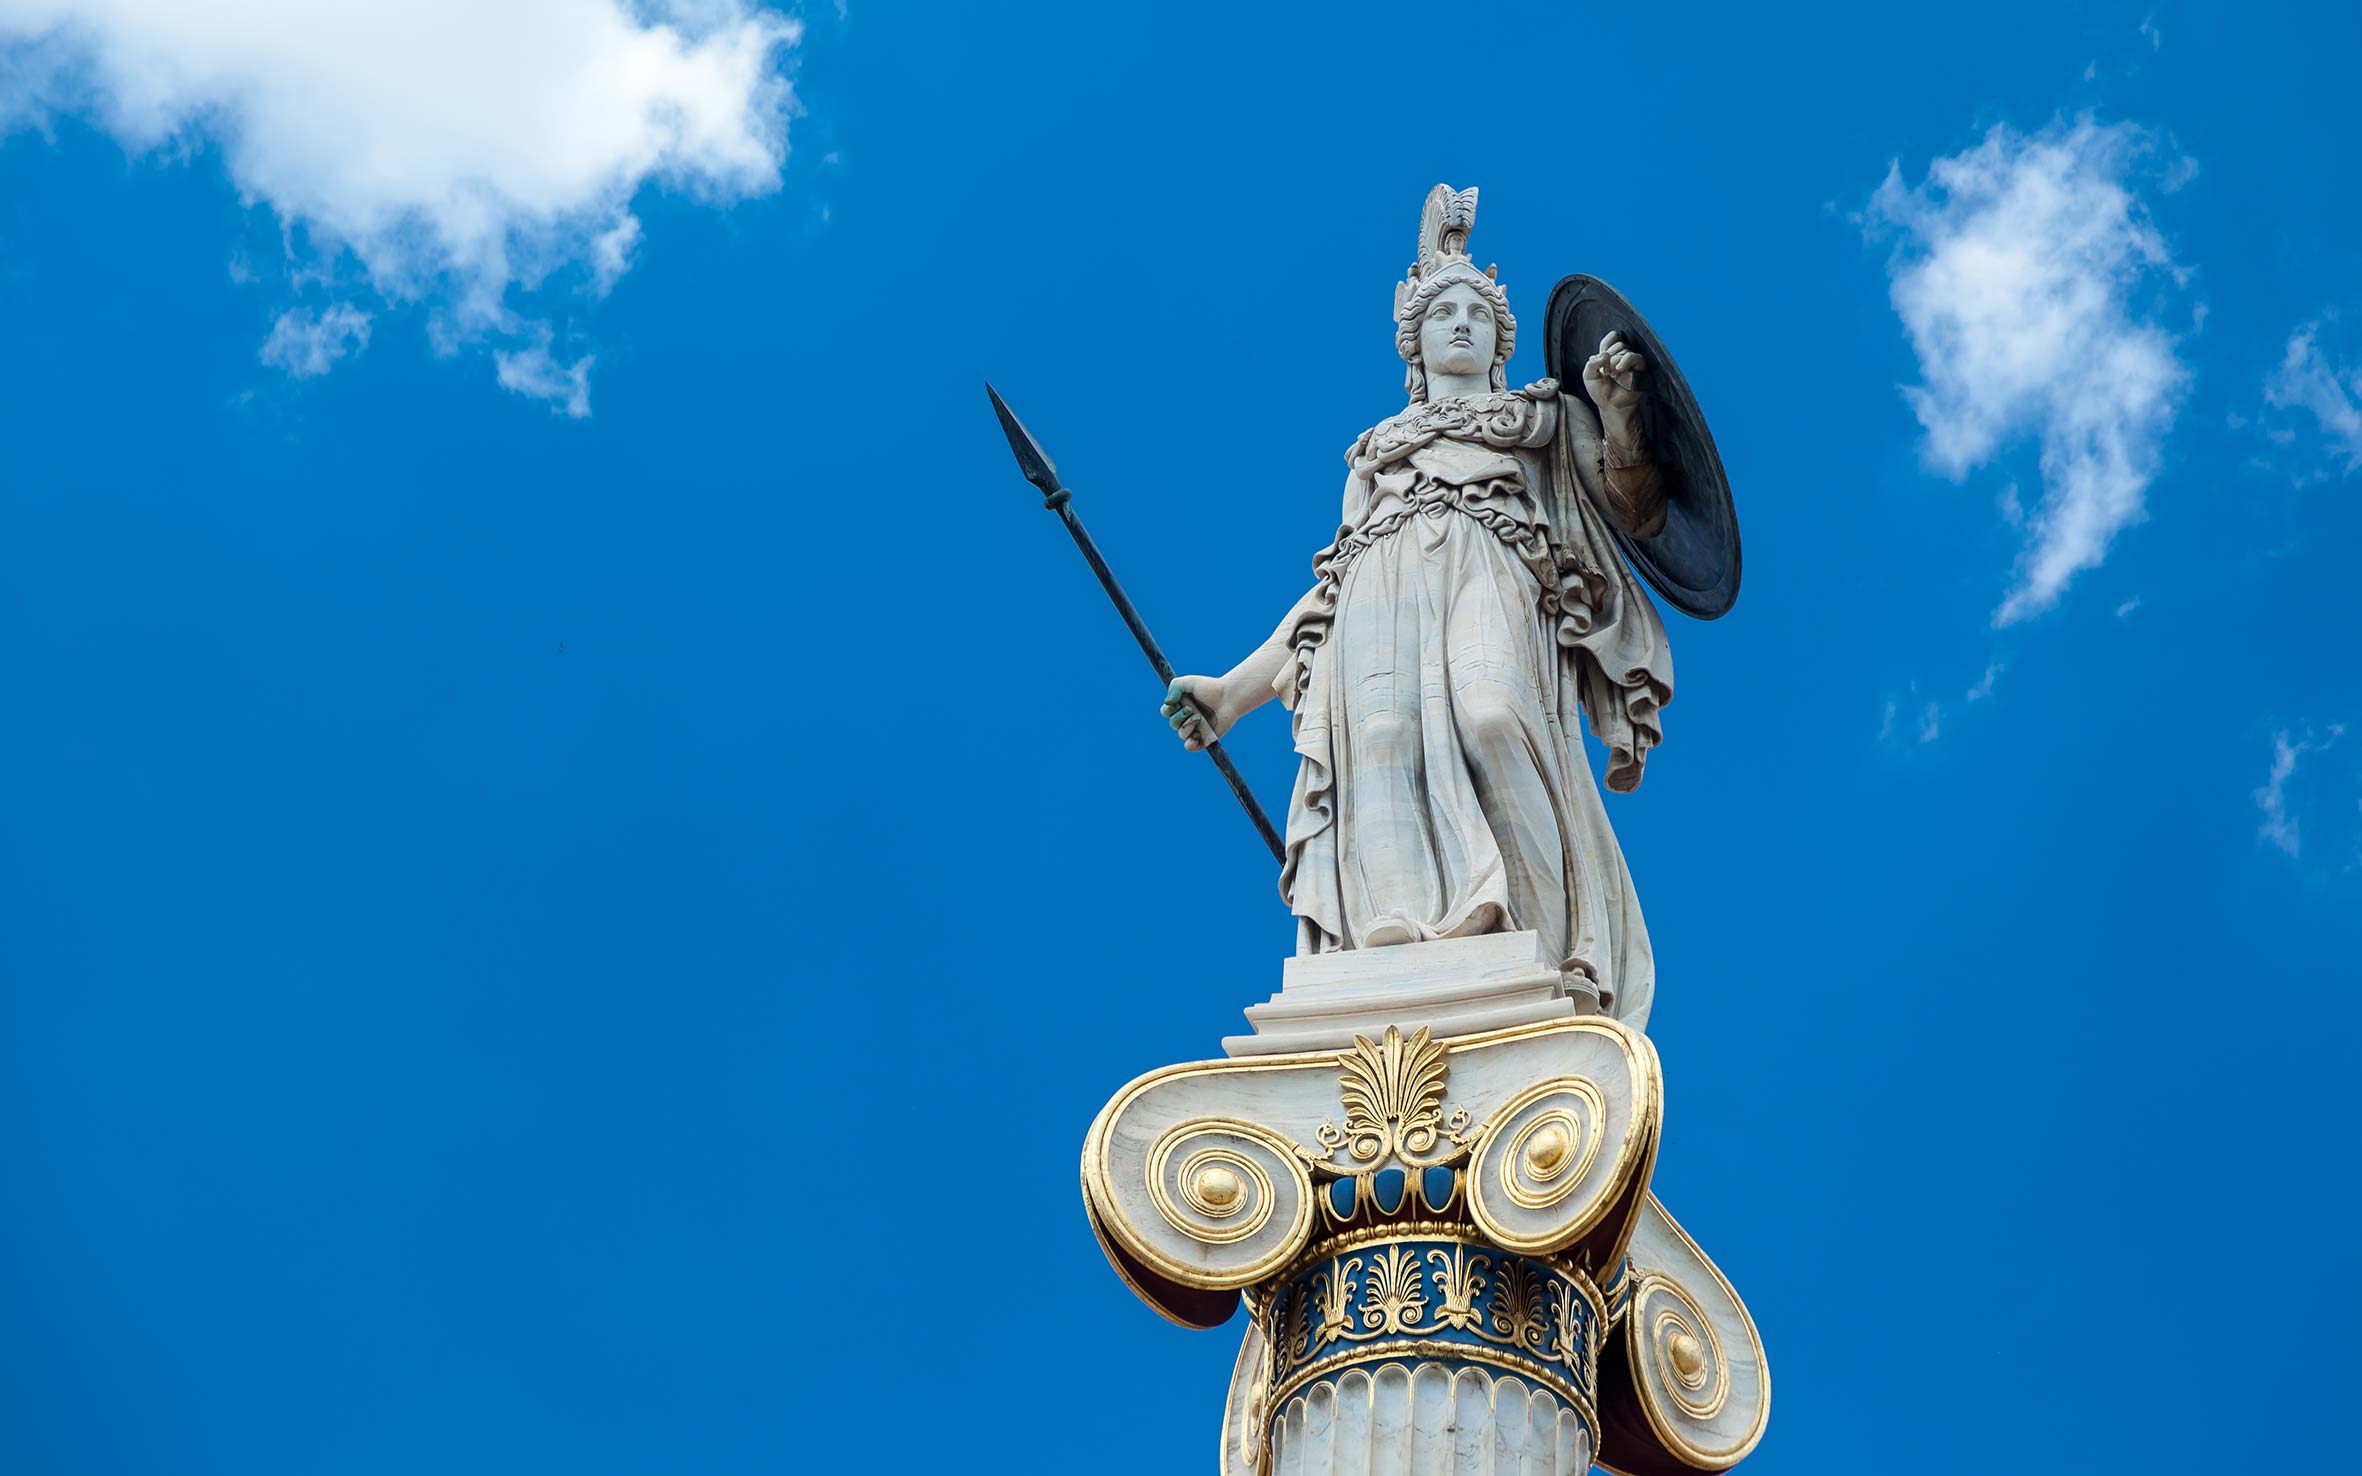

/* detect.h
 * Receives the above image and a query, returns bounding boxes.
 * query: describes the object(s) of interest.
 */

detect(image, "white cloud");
[2113,596,2142,618]
[1867,117,2189,626]
[2255,734,2300,855]
[1876,684,1946,744]
[259,301,370,378]
[1965,663,2002,702]
[0,0,799,408]
[495,333,593,419]
[588,215,643,298]
[2255,727,2343,858]
[2263,318,2362,478]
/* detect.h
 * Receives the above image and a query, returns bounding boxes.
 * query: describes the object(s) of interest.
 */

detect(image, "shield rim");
[1544,273,1741,621]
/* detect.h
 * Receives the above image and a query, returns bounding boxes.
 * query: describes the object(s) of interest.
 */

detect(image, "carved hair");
[1396,267,1516,401]
[1394,184,1516,402]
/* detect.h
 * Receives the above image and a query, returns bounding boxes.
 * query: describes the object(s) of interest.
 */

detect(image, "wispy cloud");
[0,0,800,412]
[1866,116,2190,626]
[2263,317,2362,479]
[1965,663,2003,702]
[259,302,371,379]
[494,333,593,420]
[2256,726,2345,858]
[1877,686,1945,745]
[588,216,643,299]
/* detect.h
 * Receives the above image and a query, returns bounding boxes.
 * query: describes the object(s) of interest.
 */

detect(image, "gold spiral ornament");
[1181,1151,1258,1221]
[1522,1122,1574,1178]
[1668,1331,1706,1380]
[1478,1078,1607,1221]
[1503,1108,1594,1208]
[1220,1321,1273,1476]
[1146,1119,1312,1262]
[1638,1277,1729,1420]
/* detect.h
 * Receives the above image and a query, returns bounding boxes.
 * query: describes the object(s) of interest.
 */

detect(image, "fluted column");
[1272,1365,1593,1476]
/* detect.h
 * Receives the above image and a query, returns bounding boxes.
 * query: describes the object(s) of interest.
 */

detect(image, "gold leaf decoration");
[1361,1244,1429,1335]
[1427,1243,1490,1332]
[1327,1025,1453,1165]
[1312,1258,1361,1350]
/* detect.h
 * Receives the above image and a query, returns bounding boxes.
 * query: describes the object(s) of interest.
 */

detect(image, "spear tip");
[985,381,1062,497]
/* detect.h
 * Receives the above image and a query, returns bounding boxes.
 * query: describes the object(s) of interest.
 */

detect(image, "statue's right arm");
[1164,464,1364,751]
[1162,585,1322,752]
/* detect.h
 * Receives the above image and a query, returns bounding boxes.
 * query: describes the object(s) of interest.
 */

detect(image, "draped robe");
[1272,382,1673,1029]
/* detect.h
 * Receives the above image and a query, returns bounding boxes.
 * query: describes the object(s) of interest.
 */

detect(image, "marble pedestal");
[1224,932,1588,1058]
[1081,954,1769,1476]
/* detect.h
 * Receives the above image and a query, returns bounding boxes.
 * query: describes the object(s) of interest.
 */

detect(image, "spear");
[986,383,1287,864]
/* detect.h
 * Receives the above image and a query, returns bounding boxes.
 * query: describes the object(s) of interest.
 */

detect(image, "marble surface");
[1083,183,1767,1476]
[1083,1016,1659,1313]
[1263,1365,1593,1476]
[1604,1196,1770,1469]
[1163,184,1673,1030]
[1225,932,1584,1057]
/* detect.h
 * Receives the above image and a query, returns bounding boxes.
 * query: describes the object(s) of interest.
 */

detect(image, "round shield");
[1544,274,1740,620]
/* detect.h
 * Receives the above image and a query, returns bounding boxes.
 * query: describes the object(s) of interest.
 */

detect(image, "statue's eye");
[1470,306,1490,322]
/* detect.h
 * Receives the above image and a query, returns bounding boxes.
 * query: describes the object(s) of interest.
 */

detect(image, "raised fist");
[1581,330,1647,414]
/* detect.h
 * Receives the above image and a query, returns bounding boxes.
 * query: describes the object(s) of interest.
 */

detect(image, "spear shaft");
[987,384,1287,864]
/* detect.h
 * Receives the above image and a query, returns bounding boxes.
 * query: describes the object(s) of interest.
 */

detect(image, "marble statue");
[1162,186,1674,1029]
[1007,183,1769,1476]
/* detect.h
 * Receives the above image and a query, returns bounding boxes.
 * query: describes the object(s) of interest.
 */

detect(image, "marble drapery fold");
[1273,385,1672,1028]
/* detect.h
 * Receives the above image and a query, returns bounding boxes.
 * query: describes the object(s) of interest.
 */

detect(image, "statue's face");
[1418,281,1497,382]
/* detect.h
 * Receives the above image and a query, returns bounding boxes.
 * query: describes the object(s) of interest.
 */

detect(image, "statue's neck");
[1424,370,1491,400]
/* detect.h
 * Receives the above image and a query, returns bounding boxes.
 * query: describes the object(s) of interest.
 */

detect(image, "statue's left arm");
[1570,332,1667,539]
[1534,333,1676,795]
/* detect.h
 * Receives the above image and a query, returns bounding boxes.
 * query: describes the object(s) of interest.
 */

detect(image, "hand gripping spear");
[987,383,1287,864]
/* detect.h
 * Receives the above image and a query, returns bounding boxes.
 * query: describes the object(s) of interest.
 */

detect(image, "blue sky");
[4,2,2359,1472]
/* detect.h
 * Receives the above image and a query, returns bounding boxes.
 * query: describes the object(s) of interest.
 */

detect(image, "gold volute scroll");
[1464,1066,1644,1259]
[1195,1163,1246,1212]
[1668,1331,1706,1381]
[1596,1195,1769,1473]
[1524,1123,1573,1177]
[1082,1015,1668,1333]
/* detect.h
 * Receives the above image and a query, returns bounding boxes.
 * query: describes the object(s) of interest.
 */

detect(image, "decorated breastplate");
[1349,386,1558,477]
[1320,390,1562,588]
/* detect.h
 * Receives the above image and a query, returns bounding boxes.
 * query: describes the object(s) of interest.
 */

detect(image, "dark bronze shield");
[1544,274,1741,620]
